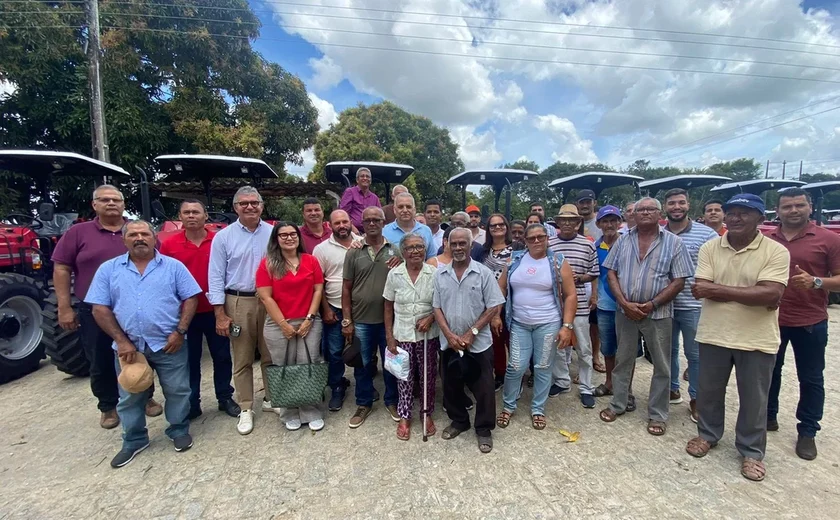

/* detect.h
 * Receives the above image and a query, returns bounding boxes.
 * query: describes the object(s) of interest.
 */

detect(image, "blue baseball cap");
[723,193,765,214]
[596,205,622,222]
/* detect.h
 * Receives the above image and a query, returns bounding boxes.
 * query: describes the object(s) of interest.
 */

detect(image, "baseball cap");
[723,193,765,215]
[465,205,481,214]
[118,352,154,394]
[576,189,596,202]
[556,204,581,218]
[596,205,622,222]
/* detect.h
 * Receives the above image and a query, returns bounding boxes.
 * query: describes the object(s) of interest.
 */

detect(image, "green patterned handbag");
[266,339,328,409]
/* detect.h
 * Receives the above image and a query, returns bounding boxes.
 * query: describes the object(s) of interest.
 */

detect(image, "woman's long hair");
[266,221,304,278]
[483,213,512,255]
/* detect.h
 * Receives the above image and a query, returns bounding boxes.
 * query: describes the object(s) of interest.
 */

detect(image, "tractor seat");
[37,213,78,237]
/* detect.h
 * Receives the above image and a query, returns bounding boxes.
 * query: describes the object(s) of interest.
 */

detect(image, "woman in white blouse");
[384,233,439,441]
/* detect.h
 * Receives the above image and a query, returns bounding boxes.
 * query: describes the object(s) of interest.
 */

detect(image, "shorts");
[589,308,598,325]
[596,309,617,357]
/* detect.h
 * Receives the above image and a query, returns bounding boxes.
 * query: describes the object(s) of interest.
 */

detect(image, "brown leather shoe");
[100,410,120,429]
[689,399,698,424]
[145,398,163,417]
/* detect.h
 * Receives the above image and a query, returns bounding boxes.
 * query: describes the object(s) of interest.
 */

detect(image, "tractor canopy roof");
[153,154,279,180]
[0,150,129,178]
[446,169,539,187]
[324,161,414,184]
[795,180,840,197]
[710,178,805,196]
[548,171,643,198]
[639,174,732,194]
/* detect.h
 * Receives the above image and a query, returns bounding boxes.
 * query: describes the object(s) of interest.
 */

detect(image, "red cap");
[465,205,481,214]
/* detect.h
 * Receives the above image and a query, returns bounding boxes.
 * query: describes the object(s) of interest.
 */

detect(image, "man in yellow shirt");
[684,194,790,482]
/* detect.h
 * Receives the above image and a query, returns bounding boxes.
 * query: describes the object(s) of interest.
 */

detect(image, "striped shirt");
[664,220,719,310]
[482,244,513,280]
[602,227,694,320]
[548,234,599,316]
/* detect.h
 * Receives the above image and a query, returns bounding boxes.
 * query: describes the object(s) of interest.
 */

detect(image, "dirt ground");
[2,308,839,519]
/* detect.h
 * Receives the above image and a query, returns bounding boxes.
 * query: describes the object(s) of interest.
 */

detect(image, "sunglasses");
[526,235,548,243]
[362,218,384,225]
[489,223,507,229]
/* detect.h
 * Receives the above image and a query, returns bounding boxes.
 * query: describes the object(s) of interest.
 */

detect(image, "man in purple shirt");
[51,184,160,429]
[339,167,382,231]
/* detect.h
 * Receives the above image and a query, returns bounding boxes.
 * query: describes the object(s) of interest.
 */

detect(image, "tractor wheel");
[41,290,89,377]
[830,292,840,306]
[0,274,46,384]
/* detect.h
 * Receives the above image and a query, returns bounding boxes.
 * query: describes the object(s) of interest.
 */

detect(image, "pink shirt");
[340,186,381,230]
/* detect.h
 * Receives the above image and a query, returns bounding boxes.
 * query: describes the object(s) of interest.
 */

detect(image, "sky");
[247,0,840,179]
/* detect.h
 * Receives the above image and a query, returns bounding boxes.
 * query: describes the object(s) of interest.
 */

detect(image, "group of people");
[54,167,838,481]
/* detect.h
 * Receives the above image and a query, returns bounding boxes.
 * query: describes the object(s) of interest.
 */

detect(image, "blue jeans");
[114,345,191,451]
[186,312,233,411]
[323,306,346,391]
[354,323,398,407]
[767,320,828,438]
[503,320,559,415]
[671,308,700,399]
[597,309,617,357]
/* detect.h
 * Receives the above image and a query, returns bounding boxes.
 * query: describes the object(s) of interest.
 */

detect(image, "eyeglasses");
[489,223,507,229]
[526,235,548,243]
[236,200,261,208]
[403,244,426,252]
[278,232,298,240]
[636,207,658,214]
[362,218,384,224]
[95,197,123,203]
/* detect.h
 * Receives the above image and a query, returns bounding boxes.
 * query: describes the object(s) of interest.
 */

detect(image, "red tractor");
[0,150,130,383]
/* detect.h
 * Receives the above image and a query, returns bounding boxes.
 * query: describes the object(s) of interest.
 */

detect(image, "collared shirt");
[343,240,399,324]
[340,186,382,230]
[664,220,719,310]
[602,227,694,319]
[84,252,202,352]
[595,237,617,311]
[51,217,127,300]
[766,222,840,327]
[695,233,790,354]
[382,221,436,259]
[159,229,216,313]
[548,234,599,316]
[433,260,505,353]
[207,219,273,305]
[312,233,362,309]
[383,263,439,342]
[300,222,331,254]
[431,227,445,252]
[472,228,487,245]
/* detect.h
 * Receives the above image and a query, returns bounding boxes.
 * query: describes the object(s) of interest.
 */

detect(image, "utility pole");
[765,159,769,179]
[782,160,786,179]
[85,0,109,170]
[799,160,803,180]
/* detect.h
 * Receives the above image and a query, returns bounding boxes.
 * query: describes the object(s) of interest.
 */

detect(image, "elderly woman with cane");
[384,233,439,440]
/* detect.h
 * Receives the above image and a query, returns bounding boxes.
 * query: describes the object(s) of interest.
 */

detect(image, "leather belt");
[225,289,256,297]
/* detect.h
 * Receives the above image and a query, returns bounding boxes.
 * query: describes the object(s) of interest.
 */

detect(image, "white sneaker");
[308,419,325,431]
[285,418,302,431]
[262,399,280,414]
[237,410,254,435]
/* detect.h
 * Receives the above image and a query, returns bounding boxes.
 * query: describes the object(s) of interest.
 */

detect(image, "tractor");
[447,168,539,220]
[0,150,129,383]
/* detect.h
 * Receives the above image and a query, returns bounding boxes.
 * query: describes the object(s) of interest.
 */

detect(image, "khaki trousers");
[225,294,272,410]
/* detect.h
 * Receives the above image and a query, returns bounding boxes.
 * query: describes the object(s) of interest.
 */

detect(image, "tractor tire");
[0,274,46,384]
[41,290,89,377]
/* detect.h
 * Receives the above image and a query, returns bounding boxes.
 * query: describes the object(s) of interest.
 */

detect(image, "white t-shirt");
[472,228,487,245]
[509,253,558,325]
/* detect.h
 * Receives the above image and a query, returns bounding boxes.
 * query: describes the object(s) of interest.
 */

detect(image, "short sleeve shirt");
[382,221,436,260]
[548,235,599,316]
[695,233,790,354]
[664,221,719,310]
[595,238,617,312]
[432,260,505,353]
[51,218,127,300]
[159,230,215,313]
[343,241,399,324]
[255,254,324,320]
[300,222,331,254]
[383,263,439,342]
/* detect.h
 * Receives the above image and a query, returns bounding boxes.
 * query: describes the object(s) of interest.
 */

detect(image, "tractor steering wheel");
[207,212,233,224]
[3,214,44,230]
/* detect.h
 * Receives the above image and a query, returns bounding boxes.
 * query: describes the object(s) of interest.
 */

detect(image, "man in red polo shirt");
[765,188,840,461]
[300,197,331,254]
[160,199,240,420]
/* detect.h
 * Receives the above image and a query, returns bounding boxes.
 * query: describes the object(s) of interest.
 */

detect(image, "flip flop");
[626,394,637,412]
[599,408,619,423]
[593,383,612,397]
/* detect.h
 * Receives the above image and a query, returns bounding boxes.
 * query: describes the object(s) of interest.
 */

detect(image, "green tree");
[310,101,464,211]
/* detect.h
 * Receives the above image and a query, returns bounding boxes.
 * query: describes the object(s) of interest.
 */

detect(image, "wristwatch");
[470,327,480,336]
[341,318,353,327]
[304,314,316,321]
[562,323,574,330]
[176,328,187,336]
[814,277,823,289]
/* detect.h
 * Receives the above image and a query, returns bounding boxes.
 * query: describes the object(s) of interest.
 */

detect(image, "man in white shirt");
[424,200,445,251]
[465,205,487,245]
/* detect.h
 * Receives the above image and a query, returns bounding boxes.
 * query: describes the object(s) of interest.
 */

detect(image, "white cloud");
[308,56,344,90]
[308,92,337,132]
[533,115,599,164]
[449,126,502,170]
[0,80,16,99]
[285,148,316,179]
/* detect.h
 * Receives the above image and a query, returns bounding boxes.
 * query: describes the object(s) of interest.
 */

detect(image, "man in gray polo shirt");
[433,228,505,453]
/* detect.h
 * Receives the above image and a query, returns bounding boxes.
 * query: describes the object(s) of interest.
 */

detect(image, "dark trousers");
[697,343,776,460]
[442,348,496,437]
[323,306,346,391]
[767,320,827,438]
[490,325,509,382]
[78,303,120,412]
[186,311,234,411]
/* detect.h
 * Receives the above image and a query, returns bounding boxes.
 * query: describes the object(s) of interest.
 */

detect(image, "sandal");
[396,420,411,441]
[599,408,619,423]
[424,417,436,437]
[442,424,466,440]
[741,457,766,482]
[626,394,637,412]
[477,435,493,453]
[593,359,607,373]
[531,414,546,430]
[496,411,512,428]
[593,383,612,397]
[685,436,716,458]
[647,420,666,436]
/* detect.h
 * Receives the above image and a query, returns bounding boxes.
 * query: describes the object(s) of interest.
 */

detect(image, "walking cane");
[422,329,430,442]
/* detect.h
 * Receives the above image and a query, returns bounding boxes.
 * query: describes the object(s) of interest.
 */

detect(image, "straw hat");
[118,352,154,394]
[556,204,582,219]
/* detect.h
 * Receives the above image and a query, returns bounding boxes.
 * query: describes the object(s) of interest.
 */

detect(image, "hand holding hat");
[118,352,154,394]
